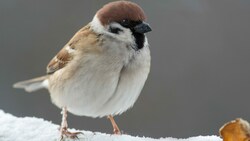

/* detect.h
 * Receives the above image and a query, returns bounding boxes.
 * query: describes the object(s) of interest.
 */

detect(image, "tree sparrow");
[14,1,151,139]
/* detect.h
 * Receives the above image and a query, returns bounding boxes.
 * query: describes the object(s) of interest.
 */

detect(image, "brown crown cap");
[97,1,146,25]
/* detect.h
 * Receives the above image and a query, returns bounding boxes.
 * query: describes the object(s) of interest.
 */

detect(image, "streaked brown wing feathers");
[46,24,96,74]
[46,47,73,74]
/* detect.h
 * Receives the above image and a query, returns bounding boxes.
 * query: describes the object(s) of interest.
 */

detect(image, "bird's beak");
[133,22,152,34]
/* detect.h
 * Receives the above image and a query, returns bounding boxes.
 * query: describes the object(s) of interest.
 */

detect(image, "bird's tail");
[13,76,48,92]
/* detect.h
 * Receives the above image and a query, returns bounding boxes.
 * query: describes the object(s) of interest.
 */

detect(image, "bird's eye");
[109,26,123,34]
[120,19,130,27]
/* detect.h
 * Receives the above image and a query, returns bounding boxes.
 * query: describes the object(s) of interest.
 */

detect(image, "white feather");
[49,41,150,118]
[90,15,106,34]
[65,45,75,53]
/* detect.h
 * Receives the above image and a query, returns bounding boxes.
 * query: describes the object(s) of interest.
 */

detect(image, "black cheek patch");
[109,27,123,34]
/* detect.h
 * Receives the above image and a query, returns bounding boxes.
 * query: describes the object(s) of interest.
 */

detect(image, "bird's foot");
[107,115,122,135]
[60,127,83,140]
[113,128,121,135]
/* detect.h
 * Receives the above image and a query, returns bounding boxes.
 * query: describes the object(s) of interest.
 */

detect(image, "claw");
[59,107,83,140]
[60,129,83,140]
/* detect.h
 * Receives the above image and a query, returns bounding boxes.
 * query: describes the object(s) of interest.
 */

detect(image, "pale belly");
[48,46,150,118]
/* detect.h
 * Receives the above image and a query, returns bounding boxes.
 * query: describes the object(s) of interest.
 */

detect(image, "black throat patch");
[132,31,145,50]
[119,20,145,50]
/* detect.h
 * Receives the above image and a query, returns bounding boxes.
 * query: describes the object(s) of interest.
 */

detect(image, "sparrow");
[14,1,151,139]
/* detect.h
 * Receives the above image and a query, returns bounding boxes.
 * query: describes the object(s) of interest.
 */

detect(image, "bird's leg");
[107,115,121,135]
[60,107,68,132]
[60,107,82,140]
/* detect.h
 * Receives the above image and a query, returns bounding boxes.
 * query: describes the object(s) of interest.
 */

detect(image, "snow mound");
[0,110,222,141]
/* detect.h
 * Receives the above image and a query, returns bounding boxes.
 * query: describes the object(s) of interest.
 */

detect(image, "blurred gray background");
[1,0,250,138]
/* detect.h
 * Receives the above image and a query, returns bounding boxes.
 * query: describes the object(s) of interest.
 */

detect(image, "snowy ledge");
[0,110,221,141]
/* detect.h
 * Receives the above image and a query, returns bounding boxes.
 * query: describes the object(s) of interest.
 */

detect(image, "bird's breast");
[48,39,150,117]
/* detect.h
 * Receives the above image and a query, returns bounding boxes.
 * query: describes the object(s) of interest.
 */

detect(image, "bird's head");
[90,1,152,50]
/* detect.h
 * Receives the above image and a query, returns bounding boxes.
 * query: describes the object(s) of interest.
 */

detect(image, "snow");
[0,110,222,141]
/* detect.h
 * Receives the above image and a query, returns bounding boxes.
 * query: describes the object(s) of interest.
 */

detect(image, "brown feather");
[97,1,146,25]
[46,24,100,74]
